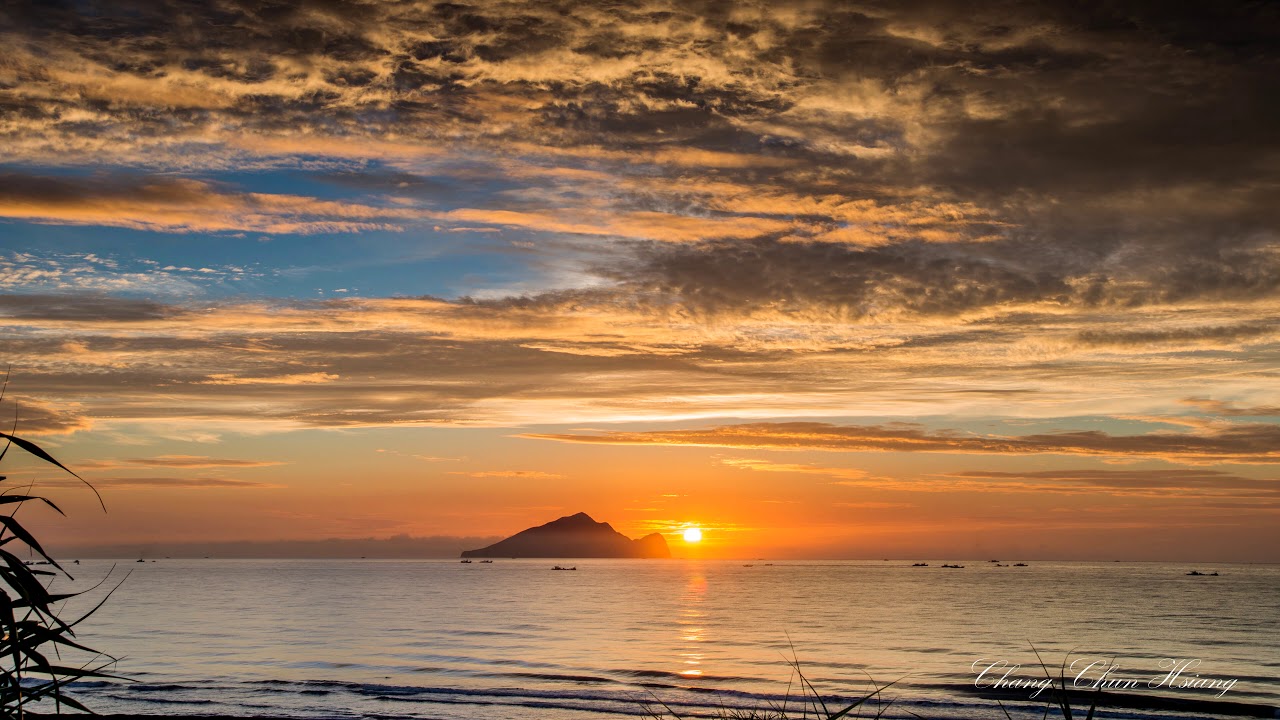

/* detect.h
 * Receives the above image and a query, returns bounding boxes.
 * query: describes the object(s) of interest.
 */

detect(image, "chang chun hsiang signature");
[971,658,1239,699]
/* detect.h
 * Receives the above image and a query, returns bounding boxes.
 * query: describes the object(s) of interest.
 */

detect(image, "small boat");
[1013,563,1028,567]
[460,559,472,564]
[552,565,576,571]
[1186,570,1218,576]
[989,559,1000,563]
[743,564,754,567]
[479,560,493,564]
[995,564,1008,567]
[911,562,928,567]
[940,564,965,568]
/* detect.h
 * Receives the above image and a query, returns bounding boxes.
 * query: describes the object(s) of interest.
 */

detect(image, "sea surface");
[42,559,1280,719]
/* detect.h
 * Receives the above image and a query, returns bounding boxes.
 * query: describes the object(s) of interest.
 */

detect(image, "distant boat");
[1013,563,1028,567]
[940,564,965,568]
[995,564,1008,567]
[136,555,145,563]
[479,560,493,564]
[1186,570,1219,576]
[743,564,754,567]
[552,565,577,571]
[911,562,928,567]
[460,559,472,564]
[989,559,999,563]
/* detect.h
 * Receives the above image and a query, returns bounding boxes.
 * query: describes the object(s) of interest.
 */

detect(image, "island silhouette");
[461,512,670,558]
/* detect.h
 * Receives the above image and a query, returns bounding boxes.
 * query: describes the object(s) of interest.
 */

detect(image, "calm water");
[46,559,1279,719]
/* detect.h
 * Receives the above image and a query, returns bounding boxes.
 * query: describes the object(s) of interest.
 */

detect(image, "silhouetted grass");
[0,369,124,716]
[642,643,1101,720]
[643,640,902,720]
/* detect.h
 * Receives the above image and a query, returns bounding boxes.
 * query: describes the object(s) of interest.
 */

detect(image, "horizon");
[44,510,1280,563]
[2,0,1278,564]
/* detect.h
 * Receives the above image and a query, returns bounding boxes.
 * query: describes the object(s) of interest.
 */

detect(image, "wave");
[72,676,1280,720]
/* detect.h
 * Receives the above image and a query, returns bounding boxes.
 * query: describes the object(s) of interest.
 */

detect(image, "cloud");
[939,469,1280,499]
[524,421,1280,464]
[719,457,1280,499]
[1075,323,1277,348]
[719,457,871,481]
[0,1,1276,439]
[448,470,564,480]
[34,476,281,489]
[0,395,92,435]
[1183,398,1280,417]
[0,174,422,235]
[1,0,1273,259]
[6,290,1280,432]
[199,373,341,386]
[77,455,285,470]
[0,293,184,322]
[0,252,263,296]
[436,208,801,243]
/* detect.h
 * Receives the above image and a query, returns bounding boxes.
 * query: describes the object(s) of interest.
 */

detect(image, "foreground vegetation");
[0,373,121,716]
[643,645,1099,720]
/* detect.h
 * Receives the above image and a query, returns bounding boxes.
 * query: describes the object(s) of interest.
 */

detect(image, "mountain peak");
[461,512,670,559]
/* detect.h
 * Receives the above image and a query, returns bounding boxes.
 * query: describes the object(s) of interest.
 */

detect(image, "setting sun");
[682,528,703,543]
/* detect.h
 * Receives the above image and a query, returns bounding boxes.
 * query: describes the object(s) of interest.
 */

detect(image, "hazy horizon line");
[45,536,1273,564]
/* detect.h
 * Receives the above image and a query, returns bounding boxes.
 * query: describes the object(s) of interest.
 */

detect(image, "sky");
[0,0,1277,561]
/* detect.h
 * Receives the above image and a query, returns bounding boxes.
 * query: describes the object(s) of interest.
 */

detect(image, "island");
[461,512,671,558]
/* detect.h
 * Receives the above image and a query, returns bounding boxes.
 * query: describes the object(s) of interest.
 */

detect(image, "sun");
[682,527,703,543]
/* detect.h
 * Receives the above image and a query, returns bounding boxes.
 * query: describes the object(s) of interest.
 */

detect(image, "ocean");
[47,559,1279,719]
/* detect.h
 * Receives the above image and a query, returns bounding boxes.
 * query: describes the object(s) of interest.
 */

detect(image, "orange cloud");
[436,208,799,243]
[77,455,285,470]
[0,176,422,235]
[524,421,1280,464]
[447,470,565,479]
